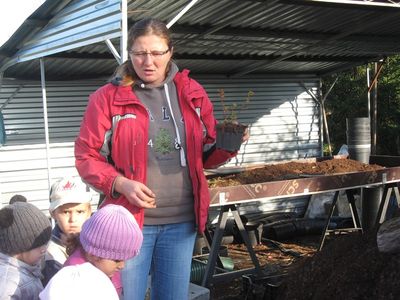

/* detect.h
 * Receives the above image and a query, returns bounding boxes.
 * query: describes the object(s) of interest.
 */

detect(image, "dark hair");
[112,18,172,83]
[9,194,27,204]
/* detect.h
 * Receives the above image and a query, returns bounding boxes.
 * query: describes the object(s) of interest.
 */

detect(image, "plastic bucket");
[361,186,382,231]
[346,117,371,163]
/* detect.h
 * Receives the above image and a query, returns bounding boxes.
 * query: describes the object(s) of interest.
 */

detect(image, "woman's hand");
[114,176,156,208]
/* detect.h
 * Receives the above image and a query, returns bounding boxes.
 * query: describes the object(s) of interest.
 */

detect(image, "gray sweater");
[133,62,194,225]
[0,252,44,300]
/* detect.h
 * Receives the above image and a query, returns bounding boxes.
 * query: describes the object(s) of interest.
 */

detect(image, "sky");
[0,0,45,47]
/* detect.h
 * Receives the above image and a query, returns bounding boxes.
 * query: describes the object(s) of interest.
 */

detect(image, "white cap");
[39,262,119,300]
[49,177,92,212]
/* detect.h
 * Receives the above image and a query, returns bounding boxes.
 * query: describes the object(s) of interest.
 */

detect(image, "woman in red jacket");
[75,18,248,300]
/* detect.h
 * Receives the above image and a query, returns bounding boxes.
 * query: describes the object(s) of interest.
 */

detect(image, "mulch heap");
[208,158,384,188]
[277,231,400,300]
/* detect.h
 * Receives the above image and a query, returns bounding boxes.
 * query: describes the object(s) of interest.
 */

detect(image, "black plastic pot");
[216,123,247,152]
[346,117,371,163]
[262,218,338,241]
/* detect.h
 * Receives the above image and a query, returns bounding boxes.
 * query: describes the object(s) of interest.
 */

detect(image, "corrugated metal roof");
[1,0,400,80]
[15,0,122,63]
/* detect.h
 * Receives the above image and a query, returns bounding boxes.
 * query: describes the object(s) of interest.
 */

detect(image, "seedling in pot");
[216,89,254,151]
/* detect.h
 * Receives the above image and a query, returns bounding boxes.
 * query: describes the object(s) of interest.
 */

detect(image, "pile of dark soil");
[208,158,384,187]
[208,238,318,300]
[277,231,400,300]
[210,232,400,300]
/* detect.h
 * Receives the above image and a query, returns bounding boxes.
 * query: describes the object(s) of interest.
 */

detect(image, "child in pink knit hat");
[39,204,143,300]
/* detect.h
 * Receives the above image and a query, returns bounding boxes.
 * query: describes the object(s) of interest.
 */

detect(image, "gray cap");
[0,202,51,255]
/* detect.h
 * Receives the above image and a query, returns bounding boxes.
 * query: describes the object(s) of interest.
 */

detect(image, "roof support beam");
[299,77,338,156]
[48,51,375,63]
[105,39,122,65]
[171,24,400,45]
[291,0,400,9]
[105,0,128,65]
[167,0,200,28]
[231,12,399,77]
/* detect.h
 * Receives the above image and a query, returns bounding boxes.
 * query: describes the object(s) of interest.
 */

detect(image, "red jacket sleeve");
[74,85,120,197]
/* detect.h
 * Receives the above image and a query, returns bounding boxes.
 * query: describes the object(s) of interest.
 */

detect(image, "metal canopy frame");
[0,0,200,191]
[0,0,398,198]
[294,0,400,9]
[1,0,400,81]
[232,12,398,77]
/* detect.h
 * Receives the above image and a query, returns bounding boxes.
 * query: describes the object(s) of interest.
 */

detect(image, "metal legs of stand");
[318,191,339,251]
[201,204,263,287]
[318,190,363,251]
[375,183,400,227]
[346,189,363,231]
[319,184,400,251]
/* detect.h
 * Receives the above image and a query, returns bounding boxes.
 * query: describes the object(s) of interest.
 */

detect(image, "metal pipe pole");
[0,71,3,94]
[366,66,370,122]
[372,62,378,154]
[40,58,52,191]
[120,0,128,63]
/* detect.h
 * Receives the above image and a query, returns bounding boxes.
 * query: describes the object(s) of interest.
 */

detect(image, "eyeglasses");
[129,49,170,58]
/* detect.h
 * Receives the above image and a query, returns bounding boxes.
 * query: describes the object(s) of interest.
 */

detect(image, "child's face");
[51,202,91,237]
[90,256,125,278]
[16,244,48,266]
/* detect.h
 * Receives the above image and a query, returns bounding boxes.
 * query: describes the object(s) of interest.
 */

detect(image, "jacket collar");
[113,84,141,106]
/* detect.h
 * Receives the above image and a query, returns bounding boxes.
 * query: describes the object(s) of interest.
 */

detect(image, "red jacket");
[75,70,235,233]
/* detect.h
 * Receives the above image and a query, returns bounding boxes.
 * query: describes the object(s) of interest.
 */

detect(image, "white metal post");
[367,66,370,122]
[121,0,128,63]
[0,71,3,93]
[39,58,52,191]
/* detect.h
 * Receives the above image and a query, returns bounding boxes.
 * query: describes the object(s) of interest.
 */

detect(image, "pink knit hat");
[79,204,143,260]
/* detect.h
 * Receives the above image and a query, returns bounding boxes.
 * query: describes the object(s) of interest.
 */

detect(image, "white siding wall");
[0,77,320,216]
[0,142,79,211]
[0,80,105,210]
[197,76,321,167]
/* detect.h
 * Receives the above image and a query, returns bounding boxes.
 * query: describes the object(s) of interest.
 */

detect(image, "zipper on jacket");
[164,83,186,167]
[192,131,201,233]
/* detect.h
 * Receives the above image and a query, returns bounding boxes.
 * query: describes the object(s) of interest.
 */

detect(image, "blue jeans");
[122,221,197,300]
